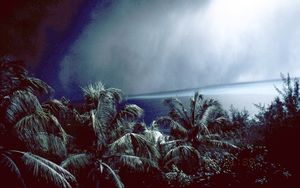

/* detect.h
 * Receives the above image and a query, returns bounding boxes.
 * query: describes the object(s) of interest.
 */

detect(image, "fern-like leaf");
[61,153,93,177]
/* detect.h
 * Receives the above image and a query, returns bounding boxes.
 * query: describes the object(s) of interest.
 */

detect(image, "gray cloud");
[59,0,300,95]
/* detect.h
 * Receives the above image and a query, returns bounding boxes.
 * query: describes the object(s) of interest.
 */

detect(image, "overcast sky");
[59,0,300,95]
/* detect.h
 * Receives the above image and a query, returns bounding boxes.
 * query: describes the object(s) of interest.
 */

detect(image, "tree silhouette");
[61,83,160,188]
[155,92,237,150]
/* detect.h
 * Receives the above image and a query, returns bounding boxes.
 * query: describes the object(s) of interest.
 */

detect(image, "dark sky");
[0,0,86,66]
[0,0,100,99]
[2,0,300,100]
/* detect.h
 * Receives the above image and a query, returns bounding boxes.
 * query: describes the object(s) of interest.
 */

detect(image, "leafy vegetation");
[0,58,299,187]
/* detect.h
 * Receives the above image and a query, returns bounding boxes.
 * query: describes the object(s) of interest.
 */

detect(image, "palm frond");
[6,150,77,188]
[115,104,144,121]
[195,98,221,123]
[13,112,67,156]
[42,99,68,118]
[143,129,165,146]
[158,139,187,157]
[154,117,188,139]
[95,90,118,127]
[105,105,143,142]
[164,145,200,163]
[164,98,190,127]
[21,77,54,96]
[106,88,123,104]
[160,139,186,146]
[91,111,106,149]
[100,161,124,188]
[6,90,42,125]
[61,153,93,177]
[200,137,239,150]
[163,145,200,174]
[108,121,137,142]
[88,160,124,188]
[116,154,159,173]
[196,105,221,135]
[82,82,105,101]
[214,116,227,125]
[109,133,160,160]
[24,152,77,185]
[31,133,67,158]
[14,112,67,141]
[0,153,26,188]
[190,91,204,126]
[22,153,73,188]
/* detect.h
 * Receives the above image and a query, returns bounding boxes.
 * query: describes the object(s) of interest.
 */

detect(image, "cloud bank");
[59,0,300,95]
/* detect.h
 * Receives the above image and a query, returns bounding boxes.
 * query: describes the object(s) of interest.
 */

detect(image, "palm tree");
[1,90,68,161]
[0,57,77,187]
[151,92,238,175]
[61,83,160,188]
[156,92,235,148]
[61,132,160,188]
[82,82,122,112]
[0,59,67,161]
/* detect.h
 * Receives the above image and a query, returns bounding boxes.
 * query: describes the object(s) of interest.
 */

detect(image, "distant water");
[127,80,283,124]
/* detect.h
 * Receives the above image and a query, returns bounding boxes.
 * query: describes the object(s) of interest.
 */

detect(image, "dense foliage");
[0,58,299,187]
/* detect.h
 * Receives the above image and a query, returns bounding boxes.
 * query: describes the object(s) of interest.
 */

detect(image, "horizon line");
[127,77,300,99]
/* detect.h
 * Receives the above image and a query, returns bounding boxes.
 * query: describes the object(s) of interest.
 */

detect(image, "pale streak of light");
[128,80,282,100]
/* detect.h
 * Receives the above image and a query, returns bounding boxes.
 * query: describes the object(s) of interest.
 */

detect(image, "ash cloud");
[59,0,300,95]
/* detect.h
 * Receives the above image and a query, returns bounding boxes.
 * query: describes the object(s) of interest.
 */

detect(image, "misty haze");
[59,0,300,96]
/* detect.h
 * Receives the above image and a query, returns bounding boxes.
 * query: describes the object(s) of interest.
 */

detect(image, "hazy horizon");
[127,79,281,122]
